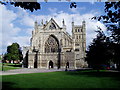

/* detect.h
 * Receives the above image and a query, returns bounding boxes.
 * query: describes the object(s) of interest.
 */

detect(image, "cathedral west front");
[23,18,88,69]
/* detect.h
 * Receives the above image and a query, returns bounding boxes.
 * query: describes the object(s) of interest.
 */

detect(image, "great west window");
[45,35,59,53]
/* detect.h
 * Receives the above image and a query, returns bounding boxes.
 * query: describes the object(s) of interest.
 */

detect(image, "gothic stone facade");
[23,18,88,69]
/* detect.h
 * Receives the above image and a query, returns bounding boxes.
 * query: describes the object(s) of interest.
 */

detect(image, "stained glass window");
[45,36,59,53]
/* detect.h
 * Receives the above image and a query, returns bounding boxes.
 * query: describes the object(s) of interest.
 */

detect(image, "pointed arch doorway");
[49,60,53,69]
[66,62,69,68]
[45,34,61,69]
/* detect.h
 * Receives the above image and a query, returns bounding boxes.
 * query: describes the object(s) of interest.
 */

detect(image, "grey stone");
[23,18,88,69]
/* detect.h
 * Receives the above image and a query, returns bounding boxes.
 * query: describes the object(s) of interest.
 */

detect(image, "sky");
[0,2,107,54]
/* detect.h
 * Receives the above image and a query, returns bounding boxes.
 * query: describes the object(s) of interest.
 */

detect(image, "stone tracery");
[45,35,59,53]
[49,23,56,30]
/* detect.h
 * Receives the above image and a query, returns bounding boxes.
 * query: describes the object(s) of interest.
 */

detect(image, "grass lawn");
[2,70,120,89]
[0,63,21,71]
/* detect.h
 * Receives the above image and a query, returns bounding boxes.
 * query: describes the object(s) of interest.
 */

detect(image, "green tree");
[0,0,41,12]
[4,43,23,63]
[0,0,76,12]
[96,2,120,70]
[86,30,112,71]
[97,2,120,43]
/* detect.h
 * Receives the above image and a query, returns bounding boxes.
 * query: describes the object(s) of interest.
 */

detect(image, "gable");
[43,18,61,30]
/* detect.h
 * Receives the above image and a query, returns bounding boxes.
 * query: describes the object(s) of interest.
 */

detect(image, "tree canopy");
[86,30,112,70]
[101,2,120,70]
[0,0,77,12]
[87,1,120,70]
[4,43,23,63]
[92,2,120,44]
[0,0,41,12]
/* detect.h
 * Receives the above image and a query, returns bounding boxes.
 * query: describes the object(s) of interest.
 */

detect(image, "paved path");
[0,68,67,75]
[2,68,114,75]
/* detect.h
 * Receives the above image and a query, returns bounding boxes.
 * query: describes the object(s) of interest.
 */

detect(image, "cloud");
[1,4,106,54]
[69,7,86,14]
[48,8,57,14]
[89,0,96,4]
[0,5,31,54]
[51,12,106,46]
[20,15,34,27]
[15,8,35,27]
[1,5,19,54]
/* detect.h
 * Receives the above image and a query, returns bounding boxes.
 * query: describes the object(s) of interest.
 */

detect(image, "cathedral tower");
[72,20,86,68]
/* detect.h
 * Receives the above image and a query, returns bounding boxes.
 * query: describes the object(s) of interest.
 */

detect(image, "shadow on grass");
[7,64,22,67]
[2,82,17,89]
[2,82,50,89]
[66,69,120,81]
